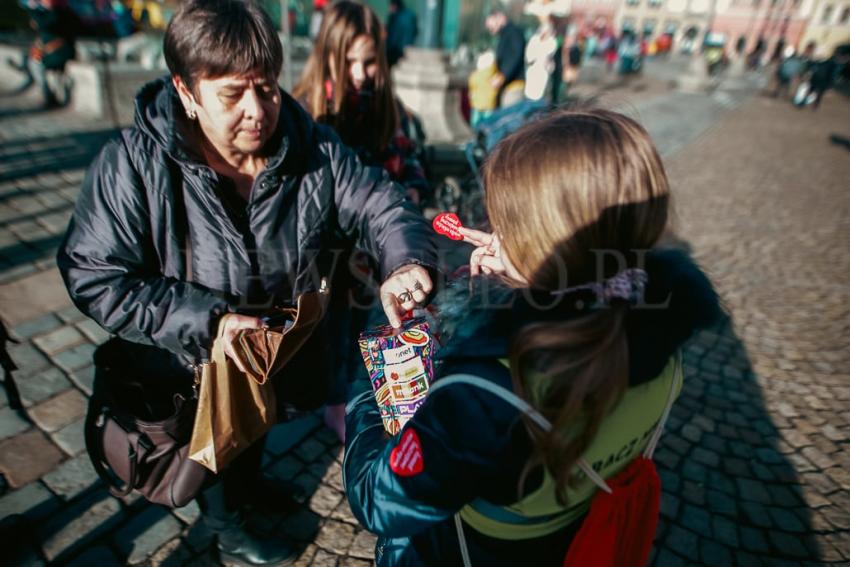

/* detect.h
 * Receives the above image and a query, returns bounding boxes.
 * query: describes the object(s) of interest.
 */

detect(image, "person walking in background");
[309,0,327,40]
[468,50,500,127]
[773,46,804,100]
[58,1,436,564]
[618,30,641,76]
[523,10,558,102]
[485,7,526,108]
[806,48,849,109]
[583,30,597,62]
[22,0,77,108]
[603,30,618,72]
[293,0,431,440]
[562,36,583,98]
[385,0,417,67]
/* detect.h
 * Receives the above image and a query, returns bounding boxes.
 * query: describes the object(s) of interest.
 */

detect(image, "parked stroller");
[433,99,549,227]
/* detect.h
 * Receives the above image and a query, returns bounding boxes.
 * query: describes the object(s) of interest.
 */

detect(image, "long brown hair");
[483,109,670,502]
[292,0,397,153]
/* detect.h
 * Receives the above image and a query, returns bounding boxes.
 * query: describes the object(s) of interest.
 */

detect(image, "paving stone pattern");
[1,64,849,565]
[651,90,850,564]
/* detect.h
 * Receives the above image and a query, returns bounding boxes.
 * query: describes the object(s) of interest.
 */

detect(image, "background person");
[22,0,77,107]
[468,51,499,127]
[523,7,559,102]
[57,0,437,565]
[485,7,526,108]
[806,47,849,109]
[343,109,721,565]
[385,0,418,67]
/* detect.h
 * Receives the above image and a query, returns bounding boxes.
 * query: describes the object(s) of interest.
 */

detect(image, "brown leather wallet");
[233,281,330,384]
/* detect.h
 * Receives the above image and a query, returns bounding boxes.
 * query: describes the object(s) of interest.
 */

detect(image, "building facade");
[710,0,810,58]
[615,0,714,51]
[798,0,850,55]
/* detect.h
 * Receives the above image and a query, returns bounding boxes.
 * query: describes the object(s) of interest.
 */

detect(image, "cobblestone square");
[1,57,849,565]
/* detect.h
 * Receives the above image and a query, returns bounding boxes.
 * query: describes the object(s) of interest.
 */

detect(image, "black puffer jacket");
[57,78,437,365]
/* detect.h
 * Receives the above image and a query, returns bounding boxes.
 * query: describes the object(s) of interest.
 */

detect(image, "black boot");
[217,524,297,567]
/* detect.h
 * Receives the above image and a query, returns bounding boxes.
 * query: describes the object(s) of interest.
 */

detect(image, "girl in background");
[294,0,430,440]
[293,0,428,206]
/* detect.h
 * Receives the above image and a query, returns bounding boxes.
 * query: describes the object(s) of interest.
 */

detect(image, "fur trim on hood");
[431,247,723,386]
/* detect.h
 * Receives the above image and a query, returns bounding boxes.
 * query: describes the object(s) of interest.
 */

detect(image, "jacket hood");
[133,76,312,173]
[432,248,723,386]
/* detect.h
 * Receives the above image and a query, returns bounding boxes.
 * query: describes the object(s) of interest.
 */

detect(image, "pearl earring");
[186,107,197,120]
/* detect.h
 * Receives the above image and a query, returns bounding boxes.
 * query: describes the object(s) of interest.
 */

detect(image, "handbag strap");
[84,402,154,497]
[430,353,683,567]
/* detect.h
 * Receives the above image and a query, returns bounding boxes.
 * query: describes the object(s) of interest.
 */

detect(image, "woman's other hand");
[219,314,265,373]
[379,264,433,328]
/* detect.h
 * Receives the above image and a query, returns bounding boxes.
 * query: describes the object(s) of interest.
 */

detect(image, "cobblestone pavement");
[0,64,848,566]
[649,88,850,566]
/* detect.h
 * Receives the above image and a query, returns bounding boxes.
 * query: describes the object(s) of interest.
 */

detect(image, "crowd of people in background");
[461,5,850,124]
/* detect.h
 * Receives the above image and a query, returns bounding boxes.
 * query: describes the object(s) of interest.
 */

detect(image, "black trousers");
[196,434,266,532]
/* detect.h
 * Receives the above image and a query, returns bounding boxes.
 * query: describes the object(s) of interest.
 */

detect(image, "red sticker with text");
[432,212,463,241]
[389,428,424,477]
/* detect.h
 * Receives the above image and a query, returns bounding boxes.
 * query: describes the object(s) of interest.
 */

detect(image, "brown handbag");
[84,281,330,507]
[83,170,213,507]
[84,339,209,507]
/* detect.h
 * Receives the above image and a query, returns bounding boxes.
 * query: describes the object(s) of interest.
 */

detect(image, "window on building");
[643,19,657,35]
[648,0,663,7]
[840,6,850,23]
[622,17,637,31]
[626,0,640,6]
[821,4,834,23]
[664,21,678,34]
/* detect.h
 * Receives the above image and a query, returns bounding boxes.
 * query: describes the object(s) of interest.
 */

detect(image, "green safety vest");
[456,355,683,540]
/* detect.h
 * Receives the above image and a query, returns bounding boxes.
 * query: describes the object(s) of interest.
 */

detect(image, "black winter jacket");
[57,78,437,366]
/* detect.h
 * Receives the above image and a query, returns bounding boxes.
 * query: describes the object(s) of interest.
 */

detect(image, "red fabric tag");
[432,213,463,240]
[390,428,424,477]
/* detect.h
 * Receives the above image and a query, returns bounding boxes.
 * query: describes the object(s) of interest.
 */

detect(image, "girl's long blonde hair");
[292,0,397,154]
[484,108,670,502]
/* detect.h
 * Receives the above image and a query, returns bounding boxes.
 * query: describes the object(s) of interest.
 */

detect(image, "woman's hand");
[380,264,433,328]
[460,227,528,284]
[219,314,265,373]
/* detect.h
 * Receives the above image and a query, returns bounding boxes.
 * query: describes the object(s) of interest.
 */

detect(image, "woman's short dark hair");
[164,0,283,93]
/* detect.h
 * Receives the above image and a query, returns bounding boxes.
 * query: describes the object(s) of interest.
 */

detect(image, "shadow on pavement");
[829,134,850,151]
[0,129,118,184]
[0,105,52,120]
[649,241,818,564]
[1,416,339,564]
[0,235,65,270]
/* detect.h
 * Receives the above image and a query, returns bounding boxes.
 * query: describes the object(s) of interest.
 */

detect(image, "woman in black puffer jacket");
[57,0,437,564]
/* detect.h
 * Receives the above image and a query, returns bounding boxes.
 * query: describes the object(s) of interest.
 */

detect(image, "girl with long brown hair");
[343,108,721,565]
[293,0,427,203]
[294,1,430,442]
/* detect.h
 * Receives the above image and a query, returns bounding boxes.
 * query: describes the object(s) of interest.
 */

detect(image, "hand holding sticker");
[432,213,463,241]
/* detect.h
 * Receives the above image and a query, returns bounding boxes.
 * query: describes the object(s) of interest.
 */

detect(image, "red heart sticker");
[390,428,424,477]
[432,212,463,241]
